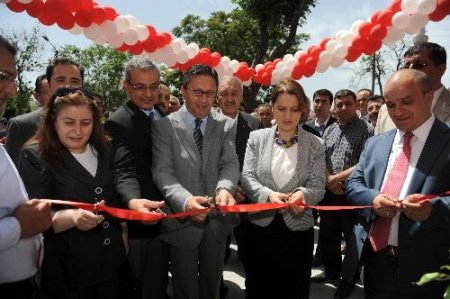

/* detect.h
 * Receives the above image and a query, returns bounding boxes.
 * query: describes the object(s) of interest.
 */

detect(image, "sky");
[1,0,449,99]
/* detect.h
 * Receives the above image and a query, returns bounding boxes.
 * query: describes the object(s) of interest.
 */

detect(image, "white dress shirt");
[381,115,435,246]
[0,145,43,283]
[271,143,298,190]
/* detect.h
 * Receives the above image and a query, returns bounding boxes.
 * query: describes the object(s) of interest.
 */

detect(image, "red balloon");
[116,43,129,52]
[265,64,275,74]
[155,33,166,48]
[210,52,222,67]
[38,13,56,26]
[264,61,273,67]
[26,0,45,18]
[305,56,317,70]
[66,0,82,13]
[303,65,315,78]
[442,0,450,15]
[56,10,75,30]
[358,21,373,39]
[143,37,157,53]
[161,32,173,45]
[80,0,94,10]
[309,46,322,61]
[45,0,66,18]
[351,35,368,51]
[75,9,93,27]
[388,0,402,13]
[370,24,387,41]
[363,39,382,56]
[196,50,210,65]
[103,6,117,21]
[378,10,394,27]
[319,37,331,50]
[6,0,27,13]
[253,73,262,84]
[146,25,157,37]
[91,7,106,24]
[370,10,382,24]
[273,58,282,66]
[291,64,303,80]
[261,72,271,86]
[345,47,362,62]
[297,52,308,66]
[129,42,144,55]
[428,9,446,21]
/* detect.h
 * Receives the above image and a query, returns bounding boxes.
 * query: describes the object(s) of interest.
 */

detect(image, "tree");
[350,36,413,95]
[57,45,131,111]
[172,0,316,111]
[0,26,46,118]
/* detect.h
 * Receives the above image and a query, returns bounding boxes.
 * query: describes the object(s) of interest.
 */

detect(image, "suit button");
[95,187,103,195]
[103,238,111,245]
[102,221,109,229]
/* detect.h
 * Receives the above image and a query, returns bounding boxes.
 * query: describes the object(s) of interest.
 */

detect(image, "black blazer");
[5,108,43,165]
[18,145,129,290]
[305,116,336,136]
[105,101,163,238]
[235,112,260,171]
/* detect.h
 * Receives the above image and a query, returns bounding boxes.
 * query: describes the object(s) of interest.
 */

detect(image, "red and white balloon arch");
[2,0,450,86]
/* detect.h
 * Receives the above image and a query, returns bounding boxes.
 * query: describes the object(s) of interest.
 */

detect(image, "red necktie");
[369,132,413,251]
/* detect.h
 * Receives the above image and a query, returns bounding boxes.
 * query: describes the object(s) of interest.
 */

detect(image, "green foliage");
[415,265,450,299]
[0,26,46,117]
[57,45,131,112]
[160,65,183,100]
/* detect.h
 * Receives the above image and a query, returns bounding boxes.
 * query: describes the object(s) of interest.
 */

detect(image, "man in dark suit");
[152,65,239,299]
[5,58,84,165]
[305,88,336,136]
[345,69,450,299]
[104,57,167,299]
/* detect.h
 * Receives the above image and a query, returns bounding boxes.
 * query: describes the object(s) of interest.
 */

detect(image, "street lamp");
[42,35,59,57]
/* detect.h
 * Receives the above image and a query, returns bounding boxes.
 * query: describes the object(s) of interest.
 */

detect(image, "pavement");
[222,225,364,299]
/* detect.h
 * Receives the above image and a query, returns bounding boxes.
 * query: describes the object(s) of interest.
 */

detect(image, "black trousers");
[246,213,314,299]
[318,191,357,277]
[0,277,35,299]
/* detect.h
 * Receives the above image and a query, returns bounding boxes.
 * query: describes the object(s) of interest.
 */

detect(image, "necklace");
[274,128,299,148]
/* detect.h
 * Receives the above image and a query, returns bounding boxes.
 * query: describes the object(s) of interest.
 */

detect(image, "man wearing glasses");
[152,64,239,299]
[5,57,84,165]
[375,42,449,134]
[105,57,168,299]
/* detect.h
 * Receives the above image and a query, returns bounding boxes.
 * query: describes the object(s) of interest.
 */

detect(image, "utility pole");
[42,35,59,57]
[414,27,429,44]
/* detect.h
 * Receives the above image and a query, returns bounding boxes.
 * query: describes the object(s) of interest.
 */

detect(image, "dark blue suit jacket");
[345,118,450,299]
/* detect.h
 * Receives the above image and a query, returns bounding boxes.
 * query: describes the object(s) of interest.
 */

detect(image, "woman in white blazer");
[241,78,326,299]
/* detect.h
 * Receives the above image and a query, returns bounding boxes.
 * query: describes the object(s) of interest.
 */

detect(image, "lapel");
[202,113,218,171]
[374,130,396,190]
[62,146,107,185]
[171,111,201,165]
[406,119,449,194]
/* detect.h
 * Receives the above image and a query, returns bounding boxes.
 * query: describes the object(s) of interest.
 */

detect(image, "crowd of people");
[1,32,449,299]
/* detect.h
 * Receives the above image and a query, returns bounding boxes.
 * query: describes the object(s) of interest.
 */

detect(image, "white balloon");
[84,24,101,41]
[281,66,291,78]
[283,53,294,61]
[93,34,108,46]
[335,30,346,41]
[404,13,429,34]
[69,24,84,35]
[177,50,189,64]
[243,79,252,87]
[382,38,396,47]
[325,39,338,53]
[136,25,149,41]
[17,0,33,3]
[294,50,306,60]
[115,16,130,33]
[401,0,419,14]
[316,61,329,73]
[285,57,296,69]
[215,63,225,78]
[255,64,264,72]
[330,57,345,68]
[392,11,411,30]
[123,29,139,45]
[271,70,282,85]
[416,0,437,15]
[319,51,333,65]
[124,15,139,30]
[275,61,286,71]
[339,31,355,46]
[230,60,240,73]
[223,65,234,77]
[107,34,123,48]
[100,21,118,38]
[334,44,349,58]
[351,20,364,35]
[171,38,184,53]
[186,43,199,59]
[385,26,405,42]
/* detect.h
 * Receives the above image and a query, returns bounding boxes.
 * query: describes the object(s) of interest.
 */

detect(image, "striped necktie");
[369,131,413,251]
[194,118,203,156]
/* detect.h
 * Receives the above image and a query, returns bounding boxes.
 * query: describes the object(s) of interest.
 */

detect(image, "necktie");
[148,111,154,122]
[369,132,413,251]
[194,118,203,156]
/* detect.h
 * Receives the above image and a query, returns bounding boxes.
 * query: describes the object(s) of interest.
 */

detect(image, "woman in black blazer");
[18,88,137,299]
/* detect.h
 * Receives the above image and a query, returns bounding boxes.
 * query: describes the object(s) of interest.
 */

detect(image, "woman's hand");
[73,208,104,231]
[288,190,306,214]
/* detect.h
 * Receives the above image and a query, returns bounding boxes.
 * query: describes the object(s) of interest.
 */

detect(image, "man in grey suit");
[5,58,83,165]
[344,69,450,299]
[375,42,450,134]
[152,64,239,299]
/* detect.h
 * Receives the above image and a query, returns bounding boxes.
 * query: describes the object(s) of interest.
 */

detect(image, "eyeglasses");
[187,88,217,99]
[127,80,160,92]
[402,62,427,70]
[0,71,17,85]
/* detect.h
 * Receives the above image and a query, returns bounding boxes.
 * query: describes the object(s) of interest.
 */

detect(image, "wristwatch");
[215,187,230,196]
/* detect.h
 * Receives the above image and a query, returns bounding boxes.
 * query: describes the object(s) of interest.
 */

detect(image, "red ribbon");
[46,191,449,222]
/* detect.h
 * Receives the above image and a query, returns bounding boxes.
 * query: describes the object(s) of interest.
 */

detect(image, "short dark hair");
[182,64,218,89]
[334,89,356,101]
[34,74,47,92]
[46,57,84,83]
[313,89,333,105]
[0,34,17,56]
[404,42,446,66]
[357,88,372,95]
[368,95,385,104]
[0,116,8,126]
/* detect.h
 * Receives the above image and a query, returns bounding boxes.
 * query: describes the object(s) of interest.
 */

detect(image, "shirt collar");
[396,114,435,144]
[315,115,330,127]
